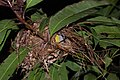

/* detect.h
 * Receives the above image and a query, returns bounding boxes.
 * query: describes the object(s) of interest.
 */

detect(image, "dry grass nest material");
[14,25,91,73]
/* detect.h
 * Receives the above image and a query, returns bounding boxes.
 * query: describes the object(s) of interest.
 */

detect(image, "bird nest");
[14,24,87,73]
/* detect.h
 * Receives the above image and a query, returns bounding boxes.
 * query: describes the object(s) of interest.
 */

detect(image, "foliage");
[0,0,120,80]
[0,48,28,80]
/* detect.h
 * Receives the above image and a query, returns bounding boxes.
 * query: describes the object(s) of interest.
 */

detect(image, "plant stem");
[7,0,45,41]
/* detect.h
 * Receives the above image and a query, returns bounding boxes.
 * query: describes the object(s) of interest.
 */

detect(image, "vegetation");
[0,0,120,80]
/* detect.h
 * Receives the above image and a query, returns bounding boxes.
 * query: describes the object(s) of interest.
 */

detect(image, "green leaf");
[39,17,49,32]
[28,64,45,80]
[31,10,49,32]
[50,63,68,80]
[89,66,101,74]
[100,40,120,48]
[77,31,87,37]
[97,0,119,16]
[59,63,68,80]
[0,48,28,80]
[31,10,46,21]
[103,57,112,68]
[90,28,100,49]
[107,73,119,80]
[50,65,59,80]
[26,0,43,9]
[66,61,80,71]
[84,73,97,80]
[0,20,17,51]
[99,40,112,49]
[49,0,109,36]
[87,16,120,25]
[31,70,43,80]
[92,25,120,47]
[92,25,120,35]
[0,30,11,51]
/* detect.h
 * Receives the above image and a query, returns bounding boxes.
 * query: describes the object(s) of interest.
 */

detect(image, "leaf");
[28,68,45,80]
[59,63,68,80]
[90,28,100,49]
[66,61,80,71]
[49,0,109,36]
[92,25,120,47]
[26,0,43,9]
[103,57,112,68]
[107,73,119,80]
[100,40,120,48]
[89,66,101,74]
[28,65,45,80]
[84,73,97,80]
[31,10,46,21]
[99,40,111,49]
[0,30,11,51]
[97,0,119,16]
[92,25,120,35]
[31,10,49,32]
[39,17,49,32]
[77,31,87,37]
[87,16,120,25]
[50,65,59,80]
[0,20,17,51]
[0,48,28,80]
[50,63,68,80]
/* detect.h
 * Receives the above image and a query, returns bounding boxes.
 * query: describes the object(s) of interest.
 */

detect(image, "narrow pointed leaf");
[39,18,49,32]
[66,61,80,71]
[0,20,17,51]
[49,0,109,36]
[100,40,120,48]
[26,0,43,9]
[50,65,59,80]
[0,48,28,80]
[0,30,11,51]
[87,16,120,25]
[92,25,120,47]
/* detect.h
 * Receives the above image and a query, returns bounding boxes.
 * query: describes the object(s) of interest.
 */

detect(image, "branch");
[7,0,45,41]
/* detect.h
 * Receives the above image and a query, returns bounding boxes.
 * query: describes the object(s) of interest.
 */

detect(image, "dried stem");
[7,0,45,41]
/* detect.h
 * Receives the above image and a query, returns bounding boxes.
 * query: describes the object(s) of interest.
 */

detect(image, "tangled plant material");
[13,22,105,80]
[14,24,89,73]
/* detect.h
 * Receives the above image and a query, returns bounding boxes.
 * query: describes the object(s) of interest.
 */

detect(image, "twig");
[7,0,45,41]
